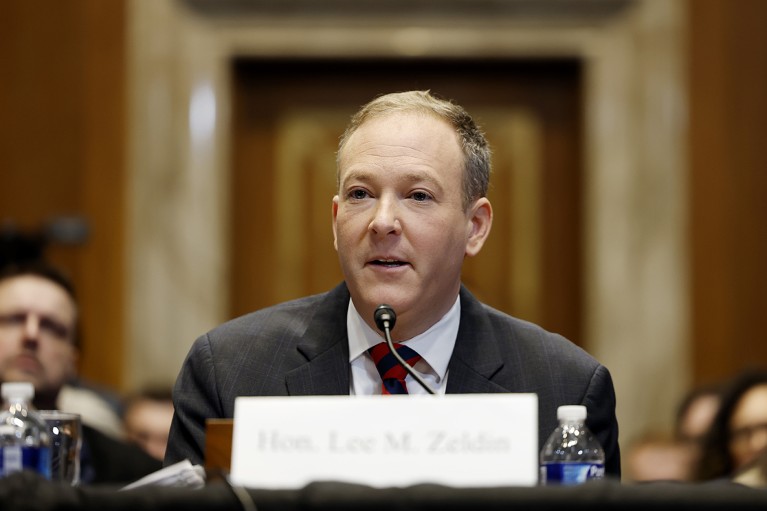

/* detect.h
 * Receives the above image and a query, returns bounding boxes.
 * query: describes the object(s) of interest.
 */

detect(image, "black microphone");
[374,304,436,395]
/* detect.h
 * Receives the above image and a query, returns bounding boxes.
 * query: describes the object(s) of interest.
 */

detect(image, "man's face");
[333,112,492,340]
[0,276,78,396]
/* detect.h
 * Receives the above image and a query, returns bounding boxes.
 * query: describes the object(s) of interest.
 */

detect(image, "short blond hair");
[337,90,491,210]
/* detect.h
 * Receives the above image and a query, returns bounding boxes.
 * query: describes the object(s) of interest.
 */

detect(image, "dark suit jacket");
[165,283,620,477]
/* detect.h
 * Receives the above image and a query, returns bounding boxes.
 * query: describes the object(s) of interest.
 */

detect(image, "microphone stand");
[375,305,437,395]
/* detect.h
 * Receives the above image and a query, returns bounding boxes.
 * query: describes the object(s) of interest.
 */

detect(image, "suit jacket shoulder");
[165,283,352,465]
[449,287,621,477]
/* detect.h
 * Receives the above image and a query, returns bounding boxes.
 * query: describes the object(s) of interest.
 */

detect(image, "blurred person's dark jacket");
[80,424,162,485]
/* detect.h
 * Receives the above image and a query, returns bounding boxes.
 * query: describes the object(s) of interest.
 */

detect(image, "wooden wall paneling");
[77,0,126,391]
[0,3,82,228]
[689,0,767,384]
[0,1,126,391]
[230,80,279,319]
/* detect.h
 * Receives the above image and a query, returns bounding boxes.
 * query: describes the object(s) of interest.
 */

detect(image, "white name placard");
[230,393,538,489]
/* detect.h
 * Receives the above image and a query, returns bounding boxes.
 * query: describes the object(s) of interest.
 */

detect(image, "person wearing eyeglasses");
[0,261,162,485]
[694,369,767,482]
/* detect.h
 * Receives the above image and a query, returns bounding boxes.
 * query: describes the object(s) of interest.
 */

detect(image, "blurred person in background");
[624,431,694,482]
[624,380,724,483]
[123,387,174,461]
[0,261,162,484]
[676,382,723,448]
[694,369,767,482]
[672,381,724,478]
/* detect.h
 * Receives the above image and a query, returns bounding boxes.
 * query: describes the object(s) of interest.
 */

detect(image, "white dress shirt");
[348,297,460,395]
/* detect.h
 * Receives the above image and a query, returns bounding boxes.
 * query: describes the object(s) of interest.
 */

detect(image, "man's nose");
[22,314,41,346]
[368,196,402,235]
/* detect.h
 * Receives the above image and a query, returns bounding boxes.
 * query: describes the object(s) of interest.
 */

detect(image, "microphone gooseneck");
[374,304,436,395]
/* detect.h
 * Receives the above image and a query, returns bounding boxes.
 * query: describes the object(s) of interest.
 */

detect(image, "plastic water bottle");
[539,404,605,485]
[0,382,51,478]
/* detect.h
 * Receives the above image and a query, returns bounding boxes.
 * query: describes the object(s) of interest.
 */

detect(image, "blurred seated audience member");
[123,387,174,461]
[694,369,767,482]
[673,381,723,476]
[675,382,723,446]
[0,261,162,484]
[624,431,694,482]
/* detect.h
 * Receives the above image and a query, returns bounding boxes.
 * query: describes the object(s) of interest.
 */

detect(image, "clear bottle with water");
[539,404,605,485]
[0,382,51,478]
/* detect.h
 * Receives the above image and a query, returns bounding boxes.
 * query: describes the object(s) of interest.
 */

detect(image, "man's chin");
[354,287,411,314]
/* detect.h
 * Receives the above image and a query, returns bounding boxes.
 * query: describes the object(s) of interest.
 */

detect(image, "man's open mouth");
[371,259,407,268]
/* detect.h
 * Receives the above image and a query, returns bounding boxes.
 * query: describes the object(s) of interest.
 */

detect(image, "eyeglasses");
[729,422,767,446]
[0,312,73,343]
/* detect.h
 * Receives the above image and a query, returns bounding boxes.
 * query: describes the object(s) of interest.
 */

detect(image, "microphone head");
[374,304,396,332]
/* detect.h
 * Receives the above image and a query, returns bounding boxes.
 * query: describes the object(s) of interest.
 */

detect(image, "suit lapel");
[446,286,509,394]
[283,283,511,395]
[285,283,351,396]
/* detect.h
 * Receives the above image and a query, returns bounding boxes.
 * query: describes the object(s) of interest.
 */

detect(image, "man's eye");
[348,189,369,200]
[40,319,69,340]
[411,191,432,202]
[0,313,25,326]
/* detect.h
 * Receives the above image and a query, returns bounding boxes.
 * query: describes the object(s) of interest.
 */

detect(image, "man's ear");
[465,197,493,257]
[332,195,340,251]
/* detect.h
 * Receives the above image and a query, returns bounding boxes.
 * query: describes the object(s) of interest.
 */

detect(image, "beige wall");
[0,1,127,390]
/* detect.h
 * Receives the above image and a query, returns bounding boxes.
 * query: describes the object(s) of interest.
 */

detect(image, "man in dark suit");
[165,90,620,477]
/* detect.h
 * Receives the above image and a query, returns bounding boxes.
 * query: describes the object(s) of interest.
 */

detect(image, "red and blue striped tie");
[367,342,422,395]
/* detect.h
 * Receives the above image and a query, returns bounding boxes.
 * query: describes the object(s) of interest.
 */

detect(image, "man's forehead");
[0,275,77,316]
[346,111,454,144]
[339,113,462,178]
